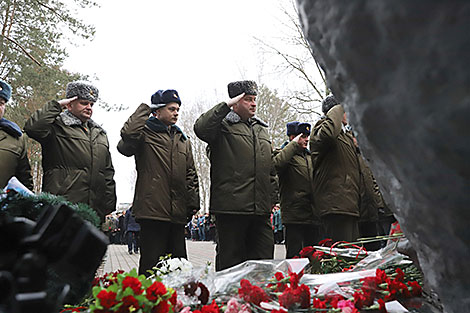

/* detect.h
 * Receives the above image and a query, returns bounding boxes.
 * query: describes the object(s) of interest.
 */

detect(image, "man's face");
[289,134,309,149]
[233,94,256,120]
[67,98,94,122]
[156,102,180,126]
[0,98,6,119]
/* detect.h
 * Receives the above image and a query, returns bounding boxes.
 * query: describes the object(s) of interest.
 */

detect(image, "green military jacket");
[194,102,276,216]
[0,126,33,190]
[273,140,319,224]
[309,105,361,218]
[117,103,199,224]
[24,101,116,219]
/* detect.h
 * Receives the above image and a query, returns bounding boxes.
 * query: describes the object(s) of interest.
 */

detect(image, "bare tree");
[178,100,212,214]
[255,0,329,118]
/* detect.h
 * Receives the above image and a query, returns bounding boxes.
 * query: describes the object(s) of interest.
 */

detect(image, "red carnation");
[378,299,387,312]
[201,300,220,313]
[238,279,270,306]
[122,276,143,295]
[274,272,285,281]
[375,269,388,285]
[97,290,118,309]
[395,268,405,283]
[312,297,327,309]
[169,290,177,305]
[408,281,422,297]
[325,293,344,308]
[146,281,168,302]
[299,246,315,258]
[152,300,169,313]
[297,284,311,308]
[279,288,297,309]
[288,271,303,289]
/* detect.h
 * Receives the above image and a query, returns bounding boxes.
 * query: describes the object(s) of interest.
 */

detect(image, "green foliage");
[255,84,298,148]
[0,190,100,227]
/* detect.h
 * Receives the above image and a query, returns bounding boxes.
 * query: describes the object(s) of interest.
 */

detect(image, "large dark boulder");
[296,1,470,312]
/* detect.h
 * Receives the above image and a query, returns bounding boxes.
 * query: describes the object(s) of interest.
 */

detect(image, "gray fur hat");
[65,81,99,102]
[227,80,258,98]
[322,95,340,114]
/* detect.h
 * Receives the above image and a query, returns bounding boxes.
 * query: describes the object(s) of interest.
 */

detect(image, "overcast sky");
[63,0,298,205]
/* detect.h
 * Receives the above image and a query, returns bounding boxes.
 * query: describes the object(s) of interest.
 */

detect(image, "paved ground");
[99,240,286,275]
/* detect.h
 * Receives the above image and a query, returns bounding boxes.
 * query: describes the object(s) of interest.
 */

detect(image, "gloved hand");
[226,93,245,108]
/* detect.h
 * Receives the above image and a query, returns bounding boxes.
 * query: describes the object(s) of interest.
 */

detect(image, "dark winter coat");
[24,101,116,219]
[124,208,141,232]
[193,102,277,216]
[117,103,200,224]
[273,140,319,224]
[0,119,33,190]
[309,105,361,217]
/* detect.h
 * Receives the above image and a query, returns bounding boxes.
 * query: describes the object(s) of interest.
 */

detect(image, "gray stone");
[296,1,470,312]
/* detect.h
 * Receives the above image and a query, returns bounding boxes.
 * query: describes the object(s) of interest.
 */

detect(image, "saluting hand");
[58,96,78,109]
[226,93,245,108]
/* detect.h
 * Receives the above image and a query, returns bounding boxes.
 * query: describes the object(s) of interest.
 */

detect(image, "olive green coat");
[309,105,361,217]
[194,102,276,216]
[273,140,319,224]
[0,128,33,190]
[117,103,199,224]
[24,101,116,219]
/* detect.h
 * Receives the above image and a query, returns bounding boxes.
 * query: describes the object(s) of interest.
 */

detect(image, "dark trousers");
[138,219,187,276]
[284,223,321,259]
[127,231,140,253]
[215,214,274,271]
[358,221,381,251]
[321,214,359,243]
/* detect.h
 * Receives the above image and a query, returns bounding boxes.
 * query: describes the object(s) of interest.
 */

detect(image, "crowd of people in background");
[186,213,216,242]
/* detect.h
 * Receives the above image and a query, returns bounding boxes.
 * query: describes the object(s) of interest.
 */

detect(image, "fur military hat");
[0,80,12,102]
[65,81,99,102]
[150,89,181,110]
[297,122,311,136]
[227,80,258,98]
[286,121,300,136]
[287,121,311,136]
[322,95,340,114]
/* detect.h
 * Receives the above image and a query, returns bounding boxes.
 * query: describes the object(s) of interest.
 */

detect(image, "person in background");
[0,80,33,190]
[198,213,206,241]
[273,121,321,257]
[309,95,361,243]
[24,81,116,221]
[124,207,141,255]
[117,89,199,275]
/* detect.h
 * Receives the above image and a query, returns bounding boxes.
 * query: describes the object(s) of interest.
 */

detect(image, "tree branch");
[1,35,42,66]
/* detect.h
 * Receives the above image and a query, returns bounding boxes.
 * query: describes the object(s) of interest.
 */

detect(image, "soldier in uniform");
[25,81,116,220]
[194,80,277,271]
[0,80,33,190]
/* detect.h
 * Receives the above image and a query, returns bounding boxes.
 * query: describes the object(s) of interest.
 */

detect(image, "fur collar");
[224,110,268,127]
[58,110,104,132]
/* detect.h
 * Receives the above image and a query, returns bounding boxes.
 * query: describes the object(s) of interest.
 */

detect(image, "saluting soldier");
[25,81,116,220]
[273,121,321,258]
[194,80,277,271]
[117,89,200,275]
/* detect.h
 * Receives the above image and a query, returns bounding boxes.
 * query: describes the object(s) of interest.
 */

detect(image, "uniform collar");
[224,110,268,127]
[0,118,22,138]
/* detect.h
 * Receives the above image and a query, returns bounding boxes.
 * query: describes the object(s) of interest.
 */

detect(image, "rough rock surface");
[296,1,470,312]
